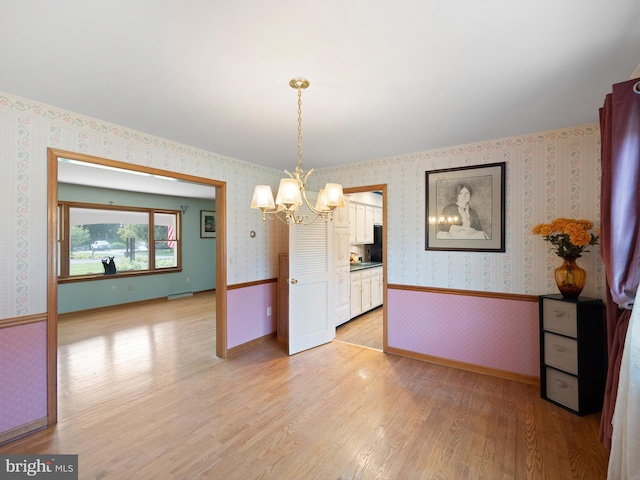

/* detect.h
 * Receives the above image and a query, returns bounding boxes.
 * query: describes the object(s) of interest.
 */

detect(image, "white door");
[288,195,335,355]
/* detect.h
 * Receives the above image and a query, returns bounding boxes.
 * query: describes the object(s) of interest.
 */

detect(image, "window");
[58,202,181,281]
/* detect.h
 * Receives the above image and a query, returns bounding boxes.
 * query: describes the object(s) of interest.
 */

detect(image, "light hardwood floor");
[1,293,609,479]
[336,307,383,350]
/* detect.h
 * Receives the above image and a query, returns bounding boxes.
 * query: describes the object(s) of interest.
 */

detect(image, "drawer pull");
[554,380,569,388]
[552,310,567,317]
[553,345,568,352]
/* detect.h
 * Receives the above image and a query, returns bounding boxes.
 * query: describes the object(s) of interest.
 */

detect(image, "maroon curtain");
[599,77,640,449]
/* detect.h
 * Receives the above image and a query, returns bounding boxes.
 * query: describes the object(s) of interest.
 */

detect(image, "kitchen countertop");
[350,261,383,272]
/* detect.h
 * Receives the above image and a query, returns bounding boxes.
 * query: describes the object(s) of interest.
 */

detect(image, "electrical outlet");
[186,277,190,284]
[267,307,272,317]
[128,285,133,291]
[111,286,116,293]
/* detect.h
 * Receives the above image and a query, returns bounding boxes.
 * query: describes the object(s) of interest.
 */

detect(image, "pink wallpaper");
[227,283,277,349]
[388,289,540,377]
[0,322,48,433]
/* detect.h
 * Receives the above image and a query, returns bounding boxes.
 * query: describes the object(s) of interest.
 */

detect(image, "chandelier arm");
[273,212,291,225]
[304,200,320,215]
[251,77,343,226]
[294,212,324,225]
[302,168,314,183]
[262,203,326,226]
[301,214,325,225]
[301,189,334,222]
[300,188,322,215]
[259,208,288,224]
[299,169,327,216]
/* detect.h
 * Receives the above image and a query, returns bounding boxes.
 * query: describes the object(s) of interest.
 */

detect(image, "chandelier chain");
[296,87,303,172]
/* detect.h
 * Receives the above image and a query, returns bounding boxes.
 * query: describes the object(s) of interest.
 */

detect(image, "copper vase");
[555,256,586,298]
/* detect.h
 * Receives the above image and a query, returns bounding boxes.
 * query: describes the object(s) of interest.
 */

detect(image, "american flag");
[167,225,175,248]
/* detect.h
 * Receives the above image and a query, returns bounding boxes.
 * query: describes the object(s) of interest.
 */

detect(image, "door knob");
[290,278,298,284]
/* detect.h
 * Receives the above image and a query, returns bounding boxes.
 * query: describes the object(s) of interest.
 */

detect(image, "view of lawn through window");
[59,203,180,279]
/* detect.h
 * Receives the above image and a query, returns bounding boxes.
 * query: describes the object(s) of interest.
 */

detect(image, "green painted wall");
[58,183,215,313]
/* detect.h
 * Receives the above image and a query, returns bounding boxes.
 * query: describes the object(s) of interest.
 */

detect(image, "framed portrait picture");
[200,210,216,238]
[425,162,505,252]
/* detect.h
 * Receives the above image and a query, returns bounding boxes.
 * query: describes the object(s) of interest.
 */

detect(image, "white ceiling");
[57,159,216,200]
[2,1,640,188]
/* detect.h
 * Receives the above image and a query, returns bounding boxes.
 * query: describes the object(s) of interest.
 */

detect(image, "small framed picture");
[425,162,505,252]
[200,210,216,238]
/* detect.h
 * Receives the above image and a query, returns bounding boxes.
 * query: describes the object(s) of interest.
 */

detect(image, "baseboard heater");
[167,291,193,300]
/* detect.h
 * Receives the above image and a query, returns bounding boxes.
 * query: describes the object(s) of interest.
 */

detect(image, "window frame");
[58,201,182,283]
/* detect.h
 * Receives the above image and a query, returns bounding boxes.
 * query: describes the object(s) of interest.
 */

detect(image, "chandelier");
[251,78,344,225]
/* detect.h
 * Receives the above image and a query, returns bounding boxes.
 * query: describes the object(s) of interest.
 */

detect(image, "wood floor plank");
[1,293,609,479]
[336,307,383,350]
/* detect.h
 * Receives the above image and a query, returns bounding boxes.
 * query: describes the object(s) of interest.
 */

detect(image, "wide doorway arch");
[46,148,228,424]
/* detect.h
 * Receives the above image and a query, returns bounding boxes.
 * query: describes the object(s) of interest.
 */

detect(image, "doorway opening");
[336,184,387,352]
[47,148,228,425]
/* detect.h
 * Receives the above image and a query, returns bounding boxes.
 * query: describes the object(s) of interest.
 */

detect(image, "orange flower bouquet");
[531,218,600,258]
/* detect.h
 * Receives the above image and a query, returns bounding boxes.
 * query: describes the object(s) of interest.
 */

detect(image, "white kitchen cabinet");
[370,267,383,307]
[333,227,350,267]
[355,204,366,242]
[333,197,350,228]
[373,206,383,225]
[350,272,362,318]
[349,202,357,243]
[333,224,351,326]
[334,265,351,326]
[349,201,374,244]
[350,266,382,319]
[361,269,372,312]
[364,206,374,244]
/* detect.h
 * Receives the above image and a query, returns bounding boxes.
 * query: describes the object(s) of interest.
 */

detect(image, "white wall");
[314,125,605,297]
[0,90,605,313]
[0,91,287,319]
